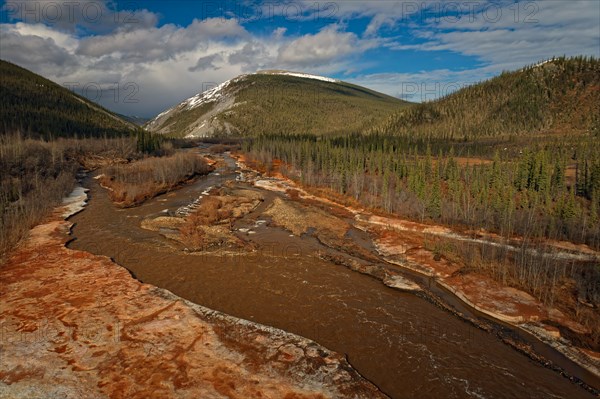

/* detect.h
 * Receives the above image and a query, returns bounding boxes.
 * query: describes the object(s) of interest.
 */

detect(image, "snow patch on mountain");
[179,71,336,112]
[182,74,248,110]
[257,70,338,83]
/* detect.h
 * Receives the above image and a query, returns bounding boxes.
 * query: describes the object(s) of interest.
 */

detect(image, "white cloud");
[228,41,272,71]
[0,23,80,76]
[320,1,599,70]
[399,0,600,69]
[272,27,287,40]
[277,24,366,67]
[77,18,248,61]
[296,0,599,70]
[1,0,159,34]
[364,14,397,37]
[188,54,223,72]
[295,1,441,36]
[6,22,78,50]
[0,0,159,33]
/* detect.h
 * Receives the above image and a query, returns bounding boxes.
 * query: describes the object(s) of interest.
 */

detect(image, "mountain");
[146,71,409,138]
[0,60,138,138]
[368,56,600,140]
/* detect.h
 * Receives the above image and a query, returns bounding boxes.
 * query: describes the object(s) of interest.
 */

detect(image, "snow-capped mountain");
[145,71,406,138]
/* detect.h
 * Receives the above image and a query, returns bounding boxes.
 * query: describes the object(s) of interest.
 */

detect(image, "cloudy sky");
[1,0,599,117]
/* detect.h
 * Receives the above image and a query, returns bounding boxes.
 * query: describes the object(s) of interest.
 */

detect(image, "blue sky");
[1,0,599,116]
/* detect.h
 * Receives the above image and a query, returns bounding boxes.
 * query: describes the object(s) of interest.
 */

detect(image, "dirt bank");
[0,191,386,398]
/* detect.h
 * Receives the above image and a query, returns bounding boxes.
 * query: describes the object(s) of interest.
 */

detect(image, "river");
[68,149,597,399]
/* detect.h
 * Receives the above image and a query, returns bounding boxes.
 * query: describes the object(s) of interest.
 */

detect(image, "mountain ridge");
[0,60,138,138]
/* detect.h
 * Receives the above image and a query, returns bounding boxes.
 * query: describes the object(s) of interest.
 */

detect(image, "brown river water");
[68,150,597,399]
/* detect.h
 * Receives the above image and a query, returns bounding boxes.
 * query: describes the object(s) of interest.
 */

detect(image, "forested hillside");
[146,72,408,138]
[370,56,600,139]
[0,60,137,138]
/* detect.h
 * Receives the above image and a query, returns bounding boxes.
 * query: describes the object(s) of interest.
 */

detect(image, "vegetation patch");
[179,196,259,251]
[146,73,409,138]
[425,237,600,349]
[99,152,212,207]
[144,187,264,252]
[0,60,136,138]
[246,133,600,249]
[0,134,142,260]
[368,56,599,140]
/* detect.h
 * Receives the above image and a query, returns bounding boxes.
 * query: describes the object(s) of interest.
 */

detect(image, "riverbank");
[0,189,386,398]
[233,153,600,384]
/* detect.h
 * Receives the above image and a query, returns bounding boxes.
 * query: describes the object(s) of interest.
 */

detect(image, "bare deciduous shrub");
[433,237,600,348]
[0,134,141,260]
[208,144,229,154]
[100,152,212,207]
[179,222,205,251]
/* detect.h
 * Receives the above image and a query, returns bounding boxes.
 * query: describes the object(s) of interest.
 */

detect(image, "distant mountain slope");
[146,71,409,138]
[0,60,137,138]
[369,56,600,139]
[116,113,150,126]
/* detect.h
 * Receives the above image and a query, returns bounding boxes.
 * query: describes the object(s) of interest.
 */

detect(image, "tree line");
[245,133,600,249]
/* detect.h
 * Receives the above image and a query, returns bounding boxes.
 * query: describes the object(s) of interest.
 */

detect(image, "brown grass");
[99,152,212,207]
[264,197,348,238]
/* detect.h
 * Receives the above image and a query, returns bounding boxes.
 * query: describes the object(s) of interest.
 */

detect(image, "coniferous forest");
[246,133,600,248]
[0,60,136,138]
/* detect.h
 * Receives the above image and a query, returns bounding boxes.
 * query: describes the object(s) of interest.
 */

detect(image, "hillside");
[0,60,137,138]
[146,71,409,138]
[369,56,600,140]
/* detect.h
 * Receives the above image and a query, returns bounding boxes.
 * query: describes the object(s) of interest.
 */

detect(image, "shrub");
[100,152,212,207]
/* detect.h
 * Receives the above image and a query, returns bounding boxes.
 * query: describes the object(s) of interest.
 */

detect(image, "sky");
[1,0,599,117]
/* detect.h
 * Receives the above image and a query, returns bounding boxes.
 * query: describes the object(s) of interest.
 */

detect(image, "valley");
[1,54,599,398]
